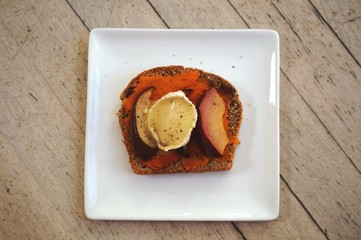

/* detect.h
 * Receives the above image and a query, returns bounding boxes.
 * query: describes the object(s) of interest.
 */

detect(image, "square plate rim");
[84,28,280,221]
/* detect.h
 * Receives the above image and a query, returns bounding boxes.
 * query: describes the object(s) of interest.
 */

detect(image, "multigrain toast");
[117,66,243,174]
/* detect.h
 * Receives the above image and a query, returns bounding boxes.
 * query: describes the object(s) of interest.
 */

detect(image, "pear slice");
[130,88,157,160]
[197,88,228,157]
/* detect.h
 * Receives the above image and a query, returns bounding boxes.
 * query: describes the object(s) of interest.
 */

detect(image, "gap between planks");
[11,0,51,62]
[65,0,90,31]
[231,222,248,240]
[146,0,170,28]
[281,69,361,175]
[307,0,361,68]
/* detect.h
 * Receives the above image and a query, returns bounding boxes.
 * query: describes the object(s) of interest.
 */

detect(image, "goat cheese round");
[147,91,197,151]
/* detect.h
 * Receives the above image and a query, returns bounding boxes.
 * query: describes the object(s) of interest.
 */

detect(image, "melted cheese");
[147,91,197,151]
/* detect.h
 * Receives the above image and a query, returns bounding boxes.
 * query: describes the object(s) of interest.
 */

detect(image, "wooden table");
[1,0,360,239]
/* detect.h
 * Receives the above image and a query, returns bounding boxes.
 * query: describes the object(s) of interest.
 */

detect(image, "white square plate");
[85,28,279,221]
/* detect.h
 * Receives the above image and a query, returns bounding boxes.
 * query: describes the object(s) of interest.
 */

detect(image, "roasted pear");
[130,88,157,160]
[197,88,229,157]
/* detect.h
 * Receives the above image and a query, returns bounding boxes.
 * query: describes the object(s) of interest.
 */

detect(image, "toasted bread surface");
[118,66,243,174]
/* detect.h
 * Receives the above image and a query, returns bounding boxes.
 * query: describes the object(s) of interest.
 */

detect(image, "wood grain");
[237,180,327,240]
[67,0,167,29]
[1,0,89,238]
[0,0,49,65]
[1,0,360,239]
[150,0,247,29]
[310,0,361,65]
[279,71,361,239]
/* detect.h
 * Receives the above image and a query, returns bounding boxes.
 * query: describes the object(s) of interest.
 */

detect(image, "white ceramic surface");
[85,28,280,221]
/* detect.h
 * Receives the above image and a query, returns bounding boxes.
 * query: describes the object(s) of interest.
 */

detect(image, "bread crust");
[118,66,243,174]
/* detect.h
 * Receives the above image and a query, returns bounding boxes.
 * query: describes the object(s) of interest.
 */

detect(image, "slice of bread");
[118,66,243,174]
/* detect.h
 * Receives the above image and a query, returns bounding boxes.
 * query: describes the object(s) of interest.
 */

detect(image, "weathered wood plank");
[279,70,361,239]
[237,180,327,240]
[0,0,49,65]
[310,0,361,65]
[150,0,247,28]
[1,0,92,238]
[0,132,82,239]
[67,0,167,29]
